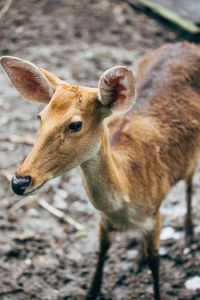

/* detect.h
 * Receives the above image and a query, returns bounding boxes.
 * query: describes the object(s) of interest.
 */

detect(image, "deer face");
[17,85,105,194]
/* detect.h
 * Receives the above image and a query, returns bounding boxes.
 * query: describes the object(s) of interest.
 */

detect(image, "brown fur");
[2,42,200,300]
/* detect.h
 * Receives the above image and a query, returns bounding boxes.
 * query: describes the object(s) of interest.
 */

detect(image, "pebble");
[70,201,88,212]
[159,247,167,256]
[114,288,127,300]
[27,208,39,217]
[25,258,32,266]
[55,248,64,256]
[67,250,82,262]
[56,188,68,199]
[85,50,94,60]
[160,226,183,241]
[127,249,138,259]
[194,224,200,233]
[53,189,68,209]
[185,276,200,291]
[183,248,190,255]
[53,196,68,210]
[121,261,133,270]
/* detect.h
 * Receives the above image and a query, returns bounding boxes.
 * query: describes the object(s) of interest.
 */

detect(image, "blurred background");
[0,0,200,299]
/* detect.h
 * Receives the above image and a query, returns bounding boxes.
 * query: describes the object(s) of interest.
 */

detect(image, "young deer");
[1,41,200,300]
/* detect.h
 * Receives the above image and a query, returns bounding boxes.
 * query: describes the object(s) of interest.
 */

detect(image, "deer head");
[1,56,136,195]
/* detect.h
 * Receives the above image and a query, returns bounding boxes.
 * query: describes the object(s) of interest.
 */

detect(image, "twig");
[0,169,12,182]
[0,132,35,145]
[37,198,85,232]
[12,235,48,243]
[7,197,36,215]
[7,194,85,232]
[0,0,13,20]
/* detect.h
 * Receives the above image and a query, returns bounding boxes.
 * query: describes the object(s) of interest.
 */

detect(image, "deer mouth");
[21,182,47,196]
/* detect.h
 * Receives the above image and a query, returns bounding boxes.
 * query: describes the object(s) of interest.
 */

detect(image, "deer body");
[82,42,200,232]
[1,41,200,300]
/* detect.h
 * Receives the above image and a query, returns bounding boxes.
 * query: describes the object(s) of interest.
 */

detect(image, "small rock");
[185,276,200,291]
[56,188,68,199]
[67,250,82,262]
[27,208,39,217]
[113,288,127,300]
[85,50,94,60]
[25,258,32,266]
[194,224,200,233]
[70,201,88,212]
[53,188,68,209]
[121,261,132,270]
[160,227,174,240]
[160,226,183,240]
[127,249,138,259]
[183,248,190,255]
[159,247,167,256]
[55,248,64,256]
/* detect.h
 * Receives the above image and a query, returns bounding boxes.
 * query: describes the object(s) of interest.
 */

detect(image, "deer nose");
[11,174,31,195]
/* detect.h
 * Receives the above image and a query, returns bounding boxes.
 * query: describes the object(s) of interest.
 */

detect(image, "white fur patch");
[106,200,154,232]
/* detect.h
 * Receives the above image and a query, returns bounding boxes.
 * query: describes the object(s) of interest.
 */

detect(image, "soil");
[0,0,200,299]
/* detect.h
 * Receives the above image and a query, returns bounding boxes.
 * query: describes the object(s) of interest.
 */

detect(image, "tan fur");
[2,42,200,299]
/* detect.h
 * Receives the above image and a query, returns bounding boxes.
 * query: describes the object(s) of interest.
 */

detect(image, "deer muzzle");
[11,173,32,195]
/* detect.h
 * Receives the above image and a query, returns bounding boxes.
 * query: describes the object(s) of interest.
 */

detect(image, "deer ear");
[98,66,136,113]
[0,56,56,103]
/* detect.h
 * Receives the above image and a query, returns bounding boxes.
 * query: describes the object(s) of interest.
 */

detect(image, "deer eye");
[68,121,82,132]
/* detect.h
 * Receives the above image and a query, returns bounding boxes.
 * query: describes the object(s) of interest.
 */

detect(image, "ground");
[0,0,200,299]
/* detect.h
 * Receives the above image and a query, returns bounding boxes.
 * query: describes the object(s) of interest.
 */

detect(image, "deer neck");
[80,122,127,213]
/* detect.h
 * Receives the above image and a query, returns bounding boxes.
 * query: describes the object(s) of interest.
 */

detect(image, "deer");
[1,41,200,300]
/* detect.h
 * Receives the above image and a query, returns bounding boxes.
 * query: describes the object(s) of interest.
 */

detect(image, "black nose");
[11,174,31,195]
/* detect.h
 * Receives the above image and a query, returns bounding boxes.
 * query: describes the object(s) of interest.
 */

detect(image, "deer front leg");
[143,212,161,300]
[85,219,114,300]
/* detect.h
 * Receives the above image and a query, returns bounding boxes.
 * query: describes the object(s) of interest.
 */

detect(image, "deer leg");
[184,175,194,243]
[85,220,114,300]
[144,212,161,300]
[135,237,147,273]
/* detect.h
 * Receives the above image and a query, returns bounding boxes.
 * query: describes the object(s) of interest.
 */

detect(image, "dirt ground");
[0,0,200,299]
